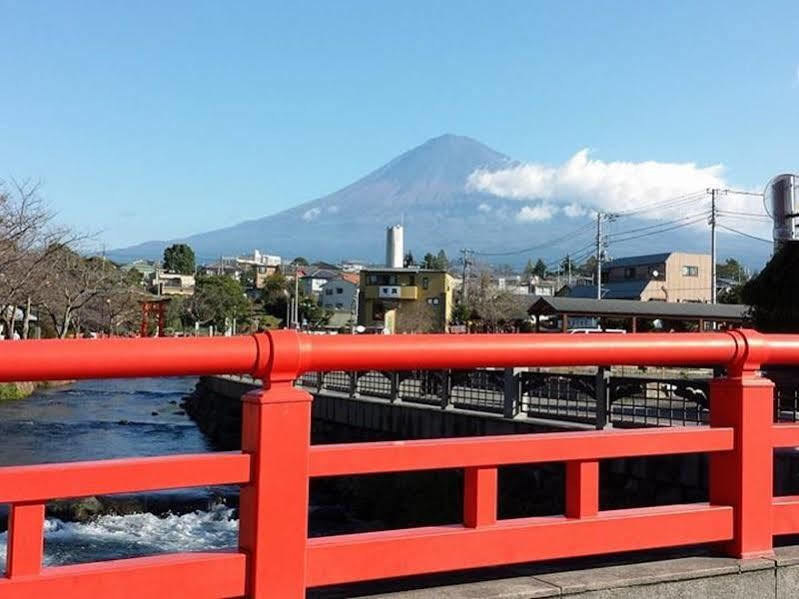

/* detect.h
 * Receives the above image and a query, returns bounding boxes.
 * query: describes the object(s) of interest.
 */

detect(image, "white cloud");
[302,207,321,221]
[516,202,557,222]
[467,149,727,219]
[477,203,492,213]
[564,203,587,218]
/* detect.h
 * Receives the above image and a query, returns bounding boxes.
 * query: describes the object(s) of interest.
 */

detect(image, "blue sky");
[1,1,797,249]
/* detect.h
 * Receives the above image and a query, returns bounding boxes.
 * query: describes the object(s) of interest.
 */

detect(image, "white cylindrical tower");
[386,224,404,268]
[767,174,798,252]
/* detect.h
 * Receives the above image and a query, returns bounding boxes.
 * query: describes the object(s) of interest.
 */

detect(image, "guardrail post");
[390,371,400,403]
[239,331,311,598]
[440,369,452,409]
[710,329,774,559]
[504,368,521,419]
[595,366,612,430]
[349,371,358,398]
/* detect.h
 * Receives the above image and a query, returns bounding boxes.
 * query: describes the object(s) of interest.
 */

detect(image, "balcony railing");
[0,330,798,597]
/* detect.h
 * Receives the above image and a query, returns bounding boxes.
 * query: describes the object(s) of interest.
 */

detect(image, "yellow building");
[358,268,455,333]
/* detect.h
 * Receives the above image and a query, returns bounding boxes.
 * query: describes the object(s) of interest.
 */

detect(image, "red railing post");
[565,460,599,519]
[710,329,774,558]
[6,502,44,578]
[239,331,312,597]
[464,466,498,527]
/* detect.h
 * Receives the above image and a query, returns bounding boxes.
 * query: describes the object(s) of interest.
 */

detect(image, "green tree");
[533,259,547,278]
[522,259,535,279]
[298,296,330,328]
[291,256,309,266]
[579,256,598,278]
[188,275,251,330]
[435,249,449,270]
[717,258,749,282]
[404,251,415,267]
[260,272,290,322]
[451,302,471,324]
[163,244,195,275]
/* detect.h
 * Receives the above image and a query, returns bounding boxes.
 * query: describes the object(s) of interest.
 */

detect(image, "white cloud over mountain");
[468,149,727,219]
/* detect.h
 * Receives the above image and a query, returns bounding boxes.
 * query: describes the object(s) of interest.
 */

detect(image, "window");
[367,275,378,285]
[624,267,635,279]
[422,277,429,289]
[325,289,333,295]
[336,287,343,294]
[682,265,699,277]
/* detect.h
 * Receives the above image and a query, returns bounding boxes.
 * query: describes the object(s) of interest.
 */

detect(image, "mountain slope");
[108,134,770,268]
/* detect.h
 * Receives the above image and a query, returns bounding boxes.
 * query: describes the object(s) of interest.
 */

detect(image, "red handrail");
[0,328,797,598]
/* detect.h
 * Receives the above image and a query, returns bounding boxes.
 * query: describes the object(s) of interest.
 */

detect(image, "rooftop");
[529,296,747,321]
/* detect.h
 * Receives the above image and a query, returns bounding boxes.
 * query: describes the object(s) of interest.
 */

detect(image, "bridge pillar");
[710,329,774,559]
[239,331,312,598]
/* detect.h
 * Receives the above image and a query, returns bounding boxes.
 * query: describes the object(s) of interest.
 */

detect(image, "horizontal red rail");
[0,336,259,382]
[0,453,251,503]
[0,552,247,598]
[3,329,799,383]
[306,504,733,586]
[773,423,799,448]
[309,427,733,477]
[773,496,799,536]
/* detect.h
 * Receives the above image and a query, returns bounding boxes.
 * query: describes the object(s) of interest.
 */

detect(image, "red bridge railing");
[1,329,799,597]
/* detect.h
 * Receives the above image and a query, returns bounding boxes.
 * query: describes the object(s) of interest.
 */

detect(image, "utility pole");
[567,253,572,287]
[709,188,718,304]
[460,249,471,303]
[293,268,300,329]
[595,212,602,300]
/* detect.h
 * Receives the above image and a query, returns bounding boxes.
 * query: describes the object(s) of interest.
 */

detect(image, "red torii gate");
[138,297,171,337]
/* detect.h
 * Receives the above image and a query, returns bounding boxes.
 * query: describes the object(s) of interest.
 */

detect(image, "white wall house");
[320,279,358,312]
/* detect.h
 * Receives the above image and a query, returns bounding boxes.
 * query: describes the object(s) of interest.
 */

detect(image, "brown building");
[569,252,712,302]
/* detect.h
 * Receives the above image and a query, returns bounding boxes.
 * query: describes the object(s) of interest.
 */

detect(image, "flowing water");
[0,378,239,567]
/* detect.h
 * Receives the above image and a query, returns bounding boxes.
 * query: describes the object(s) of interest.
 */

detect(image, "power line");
[611,190,707,217]
[716,223,772,244]
[608,214,711,244]
[606,210,711,239]
[472,221,595,257]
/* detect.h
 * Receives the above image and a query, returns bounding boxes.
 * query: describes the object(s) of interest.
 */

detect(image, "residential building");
[340,260,367,273]
[201,250,281,289]
[320,279,358,312]
[152,269,195,296]
[358,267,455,333]
[568,252,712,302]
[300,268,341,299]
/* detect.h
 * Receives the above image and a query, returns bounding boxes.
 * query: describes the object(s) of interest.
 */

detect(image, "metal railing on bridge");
[300,366,799,428]
[1,330,799,597]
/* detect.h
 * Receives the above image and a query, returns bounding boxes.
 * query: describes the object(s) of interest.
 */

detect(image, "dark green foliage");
[741,243,799,332]
[260,272,290,322]
[188,275,251,329]
[716,257,749,282]
[162,244,195,275]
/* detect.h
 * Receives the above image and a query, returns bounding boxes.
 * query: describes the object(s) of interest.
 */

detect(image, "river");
[0,378,239,567]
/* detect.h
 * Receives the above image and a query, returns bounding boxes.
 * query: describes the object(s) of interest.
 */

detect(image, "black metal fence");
[297,367,798,428]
